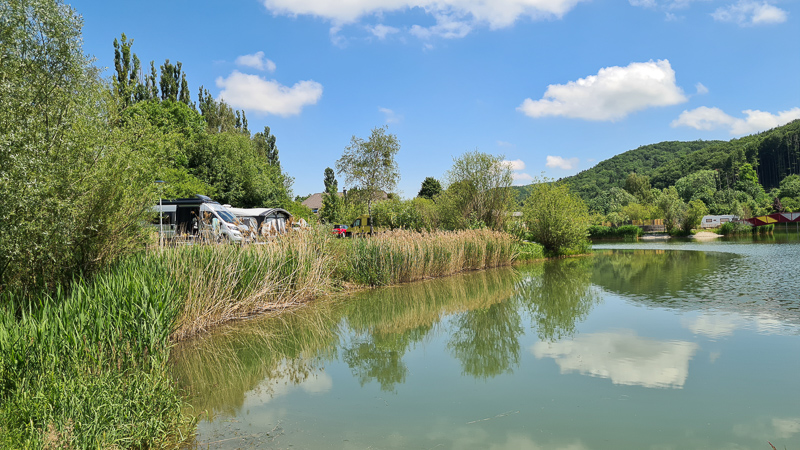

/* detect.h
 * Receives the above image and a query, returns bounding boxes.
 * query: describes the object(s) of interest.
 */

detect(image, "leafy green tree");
[522,180,590,254]
[675,170,717,203]
[443,151,514,230]
[624,172,653,203]
[588,187,636,215]
[779,174,800,199]
[159,59,181,102]
[336,126,400,233]
[112,33,141,107]
[681,199,708,233]
[735,163,765,200]
[418,177,442,199]
[657,187,686,234]
[0,0,159,291]
[253,126,279,166]
[320,168,341,223]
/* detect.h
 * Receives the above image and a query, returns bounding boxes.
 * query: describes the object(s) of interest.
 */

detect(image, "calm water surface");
[173,234,800,449]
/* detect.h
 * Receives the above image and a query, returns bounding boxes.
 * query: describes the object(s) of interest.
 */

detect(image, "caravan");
[153,195,244,242]
[225,207,292,239]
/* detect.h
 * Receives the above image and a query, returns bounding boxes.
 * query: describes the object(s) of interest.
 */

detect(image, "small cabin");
[700,215,739,229]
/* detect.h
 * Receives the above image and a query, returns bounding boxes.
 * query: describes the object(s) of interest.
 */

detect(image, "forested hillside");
[513,120,800,227]
[562,140,720,201]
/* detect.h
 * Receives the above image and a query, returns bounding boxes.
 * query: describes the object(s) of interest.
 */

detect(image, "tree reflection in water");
[515,258,600,342]
[447,300,523,379]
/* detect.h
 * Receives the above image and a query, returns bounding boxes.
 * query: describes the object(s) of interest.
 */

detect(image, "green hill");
[515,119,800,205]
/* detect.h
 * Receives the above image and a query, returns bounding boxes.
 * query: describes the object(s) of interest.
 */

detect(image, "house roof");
[302,192,343,211]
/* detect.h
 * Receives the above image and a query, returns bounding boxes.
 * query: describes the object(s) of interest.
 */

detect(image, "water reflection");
[532,330,698,389]
[515,258,600,342]
[447,300,523,379]
[173,241,800,449]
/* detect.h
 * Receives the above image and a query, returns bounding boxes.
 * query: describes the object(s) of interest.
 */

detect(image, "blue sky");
[69,0,799,199]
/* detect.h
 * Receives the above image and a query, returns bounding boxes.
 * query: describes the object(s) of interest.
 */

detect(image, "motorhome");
[153,195,244,242]
[225,207,292,239]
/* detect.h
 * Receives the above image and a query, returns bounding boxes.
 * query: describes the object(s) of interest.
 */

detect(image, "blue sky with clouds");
[69,0,799,199]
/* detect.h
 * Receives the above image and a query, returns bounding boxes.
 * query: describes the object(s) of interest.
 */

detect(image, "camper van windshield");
[212,207,237,224]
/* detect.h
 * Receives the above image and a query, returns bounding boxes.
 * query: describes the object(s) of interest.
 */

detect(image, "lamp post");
[155,180,165,248]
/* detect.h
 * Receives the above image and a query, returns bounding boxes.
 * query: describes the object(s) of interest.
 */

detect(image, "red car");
[331,224,348,238]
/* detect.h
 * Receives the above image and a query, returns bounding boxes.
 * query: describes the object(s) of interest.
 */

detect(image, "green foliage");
[681,199,708,233]
[588,225,643,239]
[624,172,653,203]
[553,141,718,203]
[442,151,514,230]
[336,126,401,231]
[588,187,636,216]
[779,174,800,198]
[253,126,279,167]
[0,0,159,292]
[0,255,192,447]
[522,180,590,254]
[675,170,718,204]
[516,242,545,261]
[657,187,685,234]
[418,176,443,199]
[320,168,341,224]
[372,197,437,231]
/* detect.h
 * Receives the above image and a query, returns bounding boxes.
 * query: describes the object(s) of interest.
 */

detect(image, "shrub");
[522,181,590,254]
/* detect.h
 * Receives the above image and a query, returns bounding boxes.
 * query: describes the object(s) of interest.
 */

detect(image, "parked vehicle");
[226,207,292,239]
[153,195,244,242]
[346,215,386,237]
[331,224,348,237]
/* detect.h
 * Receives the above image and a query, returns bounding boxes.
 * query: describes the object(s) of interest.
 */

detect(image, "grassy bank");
[0,227,521,447]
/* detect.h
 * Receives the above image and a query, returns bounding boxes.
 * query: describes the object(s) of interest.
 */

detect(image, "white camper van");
[153,195,243,242]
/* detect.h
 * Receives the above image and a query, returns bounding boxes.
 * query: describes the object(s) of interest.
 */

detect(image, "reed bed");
[0,263,191,448]
[168,227,337,340]
[338,229,519,286]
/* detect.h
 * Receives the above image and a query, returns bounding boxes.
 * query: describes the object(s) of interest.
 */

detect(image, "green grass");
[0,257,194,448]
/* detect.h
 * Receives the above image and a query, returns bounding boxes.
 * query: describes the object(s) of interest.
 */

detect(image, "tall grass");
[0,260,192,448]
[336,229,519,286]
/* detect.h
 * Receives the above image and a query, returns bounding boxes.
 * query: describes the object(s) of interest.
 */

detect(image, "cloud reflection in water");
[531,329,698,389]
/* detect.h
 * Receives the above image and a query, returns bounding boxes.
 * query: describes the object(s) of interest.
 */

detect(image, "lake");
[172,234,800,449]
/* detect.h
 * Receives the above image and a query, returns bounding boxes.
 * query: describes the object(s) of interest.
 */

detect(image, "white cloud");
[512,172,534,185]
[532,330,699,389]
[216,71,323,116]
[546,155,579,170]
[367,23,400,39]
[671,106,800,135]
[517,60,688,121]
[379,107,402,123]
[235,51,277,72]
[695,82,708,95]
[503,159,526,171]
[712,0,787,25]
[497,140,514,147]
[410,13,473,39]
[262,0,590,40]
[501,159,532,185]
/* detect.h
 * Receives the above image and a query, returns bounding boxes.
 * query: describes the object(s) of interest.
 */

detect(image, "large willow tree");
[0,0,158,293]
